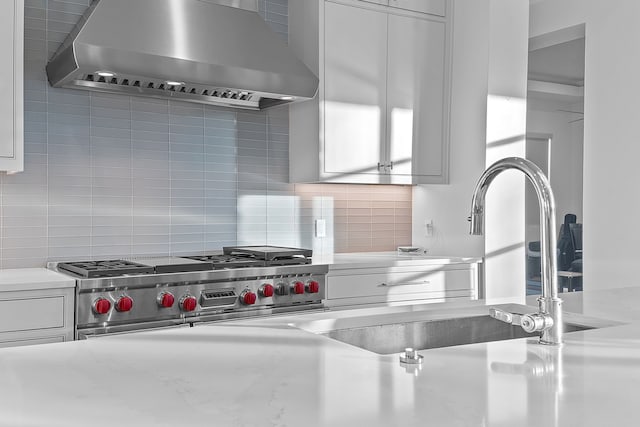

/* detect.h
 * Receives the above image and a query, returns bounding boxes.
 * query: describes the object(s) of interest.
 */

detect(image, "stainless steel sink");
[320,314,594,354]
[296,303,618,355]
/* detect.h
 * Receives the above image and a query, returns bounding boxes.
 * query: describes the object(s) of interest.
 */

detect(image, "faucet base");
[538,296,563,345]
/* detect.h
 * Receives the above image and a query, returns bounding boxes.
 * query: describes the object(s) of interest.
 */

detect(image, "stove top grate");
[57,260,155,278]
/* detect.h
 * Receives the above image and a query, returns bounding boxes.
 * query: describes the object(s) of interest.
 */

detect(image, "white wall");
[483,0,530,300]
[412,0,489,259]
[413,0,530,300]
[525,133,549,244]
[530,1,640,290]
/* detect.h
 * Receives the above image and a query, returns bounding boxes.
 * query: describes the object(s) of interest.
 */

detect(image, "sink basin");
[321,314,593,354]
[297,304,618,355]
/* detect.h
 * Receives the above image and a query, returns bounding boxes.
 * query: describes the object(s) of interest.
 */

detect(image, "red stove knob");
[180,295,198,312]
[93,297,111,315]
[116,296,134,312]
[260,284,274,298]
[306,280,320,294]
[241,291,257,305]
[292,281,305,295]
[158,292,175,308]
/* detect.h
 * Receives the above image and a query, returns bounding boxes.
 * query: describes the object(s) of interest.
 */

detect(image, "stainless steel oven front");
[61,263,328,339]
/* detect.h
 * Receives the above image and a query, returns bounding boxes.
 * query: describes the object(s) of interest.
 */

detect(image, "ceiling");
[527,32,585,107]
[528,37,585,86]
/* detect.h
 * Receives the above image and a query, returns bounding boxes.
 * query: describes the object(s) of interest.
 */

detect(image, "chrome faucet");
[469,157,563,345]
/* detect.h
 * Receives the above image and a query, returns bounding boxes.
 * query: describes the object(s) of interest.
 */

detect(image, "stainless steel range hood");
[46,0,318,110]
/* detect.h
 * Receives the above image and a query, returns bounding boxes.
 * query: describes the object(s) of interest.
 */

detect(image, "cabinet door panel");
[0,0,23,172]
[0,0,17,159]
[0,296,66,333]
[323,2,387,176]
[387,14,446,177]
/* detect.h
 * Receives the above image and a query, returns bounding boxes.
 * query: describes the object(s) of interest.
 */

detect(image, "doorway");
[525,24,585,294]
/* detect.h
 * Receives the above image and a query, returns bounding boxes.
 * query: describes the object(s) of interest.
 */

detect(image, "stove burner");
[57,260,154,278]
[183,254,265,269]
[57,246,314,279]
[183,246,313,268]
[222,245,313,265]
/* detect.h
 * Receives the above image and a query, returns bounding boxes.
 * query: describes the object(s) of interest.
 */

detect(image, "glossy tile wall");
[0,0,411,269]
[295,184,412,255]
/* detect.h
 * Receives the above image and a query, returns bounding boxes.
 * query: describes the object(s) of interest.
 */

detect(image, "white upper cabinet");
[323,2,387,178]
[0,0,24,173]
[387,12,446,178]
[289,0,451,184]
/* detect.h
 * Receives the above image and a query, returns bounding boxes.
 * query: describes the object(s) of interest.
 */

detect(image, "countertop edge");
[0,268,76,292]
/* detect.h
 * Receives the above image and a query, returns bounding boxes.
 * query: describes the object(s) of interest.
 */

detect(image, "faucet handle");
[520,313,554,333]
[489,307,554,334]
[489,308,522,325]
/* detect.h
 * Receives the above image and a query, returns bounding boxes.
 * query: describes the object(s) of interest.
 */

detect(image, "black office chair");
[557,214,583,291]
[526,241,542,295]
[568,223,583,290]
[558,214,577,271]
[570,223,582,258]
[527,214,583,294]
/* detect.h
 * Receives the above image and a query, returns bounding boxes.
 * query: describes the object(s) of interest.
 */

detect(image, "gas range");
[49,246,327,338]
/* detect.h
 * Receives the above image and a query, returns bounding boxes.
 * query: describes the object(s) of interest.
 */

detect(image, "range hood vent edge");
[45,0,318,110]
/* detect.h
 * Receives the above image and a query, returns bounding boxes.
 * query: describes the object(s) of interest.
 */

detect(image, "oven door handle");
[77,318,188,339]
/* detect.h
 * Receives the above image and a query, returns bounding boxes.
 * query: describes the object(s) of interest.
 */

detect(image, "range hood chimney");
[46,0,318,110]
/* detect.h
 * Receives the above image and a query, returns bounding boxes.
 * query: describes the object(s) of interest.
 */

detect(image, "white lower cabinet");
[326,263,479,309]
[0,287,75,348]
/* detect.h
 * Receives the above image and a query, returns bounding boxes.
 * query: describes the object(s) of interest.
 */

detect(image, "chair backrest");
[526,241,541,279]
[569,223,582,251]
[558,220,576,270]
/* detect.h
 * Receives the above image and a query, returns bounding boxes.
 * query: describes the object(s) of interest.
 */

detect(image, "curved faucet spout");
[470,157,563,345]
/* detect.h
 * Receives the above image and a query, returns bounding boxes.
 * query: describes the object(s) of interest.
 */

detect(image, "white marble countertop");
[314,251,483,270]
[0,253,480,293]
[0,268,75,292]
[1,287,639,426]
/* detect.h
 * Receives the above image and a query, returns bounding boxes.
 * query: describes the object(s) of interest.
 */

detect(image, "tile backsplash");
[0,0,412,269]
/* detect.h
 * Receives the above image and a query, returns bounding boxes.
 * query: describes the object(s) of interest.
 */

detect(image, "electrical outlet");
[425,219,434,237]
[315,219,326,238]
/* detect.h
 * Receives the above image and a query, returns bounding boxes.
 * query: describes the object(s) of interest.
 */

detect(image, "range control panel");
[76,272,326,329]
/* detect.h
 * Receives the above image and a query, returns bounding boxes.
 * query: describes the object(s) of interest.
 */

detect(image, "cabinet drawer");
[0,296,65,333]
[327,268,473,299]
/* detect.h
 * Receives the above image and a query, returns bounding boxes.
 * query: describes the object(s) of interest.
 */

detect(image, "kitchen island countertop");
[1,287,639,426]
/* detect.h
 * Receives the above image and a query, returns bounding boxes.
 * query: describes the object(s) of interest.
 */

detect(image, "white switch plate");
[315,219,326,238]
[425,219,434,237]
